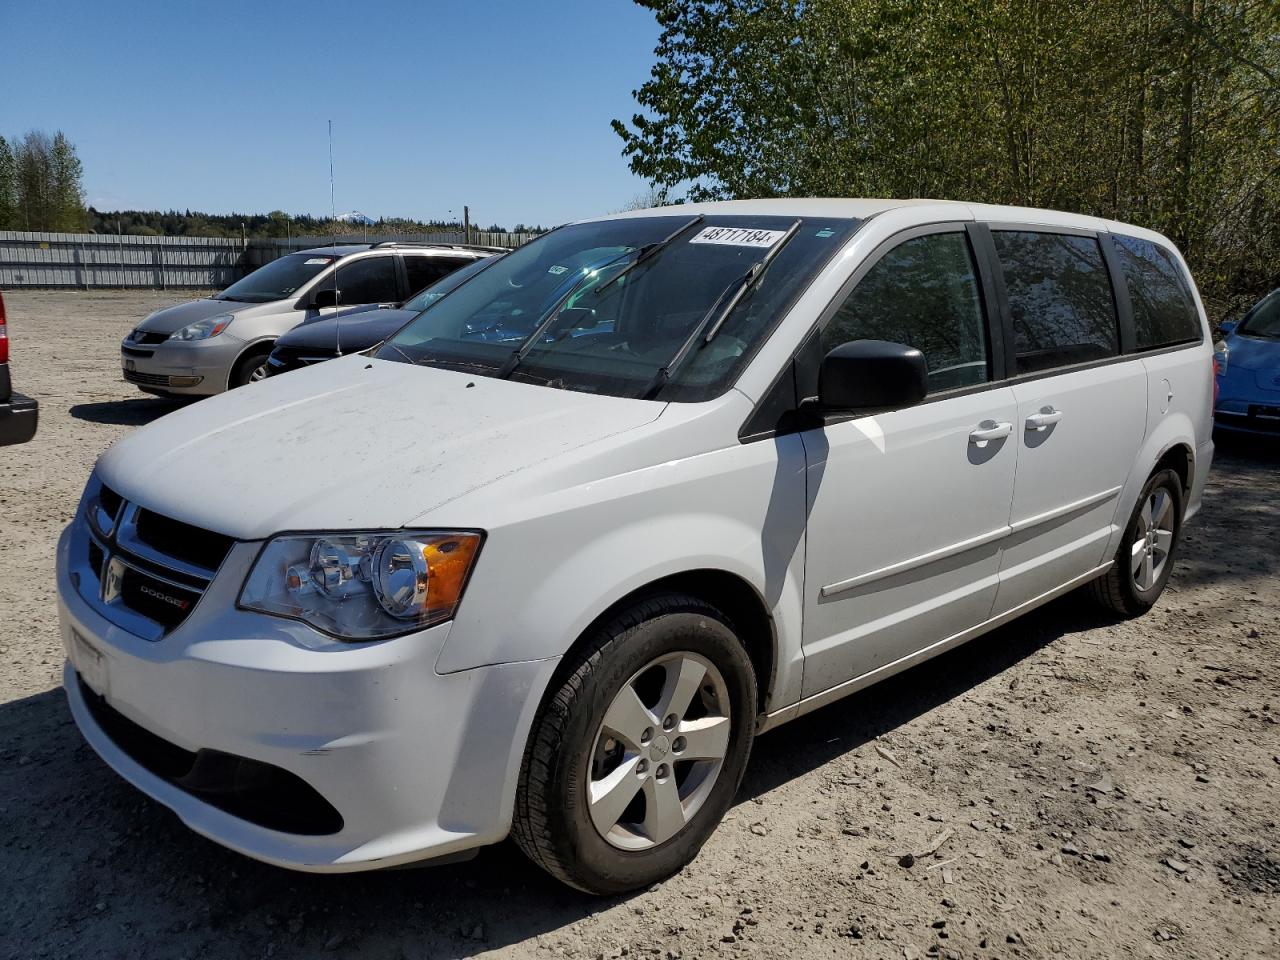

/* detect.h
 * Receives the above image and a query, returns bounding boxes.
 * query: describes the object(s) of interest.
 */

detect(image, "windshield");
[216,253,335,304]
[402,256,494,311]
[376,214,860,401]
[1238,289,1280,338]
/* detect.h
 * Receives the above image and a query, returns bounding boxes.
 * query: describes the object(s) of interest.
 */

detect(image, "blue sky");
[0,0,662,227]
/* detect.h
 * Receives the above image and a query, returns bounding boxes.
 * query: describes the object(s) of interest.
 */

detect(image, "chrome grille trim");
[75,475,234,641]
[116,504,222,581]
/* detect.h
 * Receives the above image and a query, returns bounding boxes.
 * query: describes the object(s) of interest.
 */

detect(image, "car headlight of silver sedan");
[169,314,234,341]
[239,531,483,640]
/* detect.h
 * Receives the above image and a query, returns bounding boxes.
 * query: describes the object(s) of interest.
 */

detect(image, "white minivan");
[57,199,1213,894]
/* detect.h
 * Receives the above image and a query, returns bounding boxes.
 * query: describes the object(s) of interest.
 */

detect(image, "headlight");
[169,314,234,341]
[239,530,483,640]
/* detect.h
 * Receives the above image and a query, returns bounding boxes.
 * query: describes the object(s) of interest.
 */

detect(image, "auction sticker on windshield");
[689,226,789,248]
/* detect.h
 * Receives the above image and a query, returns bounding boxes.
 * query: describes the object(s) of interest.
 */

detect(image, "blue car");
[1214,287,1280,436]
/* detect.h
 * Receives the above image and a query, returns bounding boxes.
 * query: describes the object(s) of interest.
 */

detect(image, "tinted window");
[329,255,399,305]
[993,231,1118,374]
[824,231,989,392]
[405,255,472,298]
[1113,236,1201,349]
[402,257,493,312]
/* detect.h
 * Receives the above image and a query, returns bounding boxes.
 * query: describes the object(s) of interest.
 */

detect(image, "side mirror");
[312,288,342,309]
[1217,320,1237,337]
[818,339,928,411]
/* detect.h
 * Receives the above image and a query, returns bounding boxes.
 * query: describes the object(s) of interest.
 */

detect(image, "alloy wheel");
[1131,487,1175,592]
[587,652,731,851]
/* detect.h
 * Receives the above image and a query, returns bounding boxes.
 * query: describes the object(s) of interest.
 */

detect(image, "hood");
[1227,332,1280,372]
[96,355,664,539]
[276,308,416,352]
[135,297,257,336]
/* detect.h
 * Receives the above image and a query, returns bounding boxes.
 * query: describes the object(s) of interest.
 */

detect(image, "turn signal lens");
[423,535,483,620]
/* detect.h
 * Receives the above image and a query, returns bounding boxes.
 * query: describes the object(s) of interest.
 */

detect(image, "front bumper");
[0,391,38,445]
[56,523,558,872]
[120,337,243,396]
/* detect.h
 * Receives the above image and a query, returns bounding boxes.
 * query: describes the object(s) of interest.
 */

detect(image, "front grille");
[129,330,169,345]
[121,345,156,359]
[119,566,203,629]
[78,676,344,835]
[78,480,236,639]
[99,484,123,522]
[134,508,235,573]
[123,369,172,388]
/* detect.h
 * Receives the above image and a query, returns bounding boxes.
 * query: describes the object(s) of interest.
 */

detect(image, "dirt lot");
[1,289,1277,960]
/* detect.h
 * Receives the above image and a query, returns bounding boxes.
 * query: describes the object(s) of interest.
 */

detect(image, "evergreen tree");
[0,136,16,229]
[49,131,88,232]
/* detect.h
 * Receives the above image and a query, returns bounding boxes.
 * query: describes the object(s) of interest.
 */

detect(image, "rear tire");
[230,345,273,389]
[1087,468,1184,617]
[512,593,757,895]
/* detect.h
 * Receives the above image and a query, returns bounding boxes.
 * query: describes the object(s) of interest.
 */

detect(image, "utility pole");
[463,205,471,245]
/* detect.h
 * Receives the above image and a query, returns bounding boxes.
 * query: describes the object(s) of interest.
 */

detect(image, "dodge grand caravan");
[58,199,1213,894]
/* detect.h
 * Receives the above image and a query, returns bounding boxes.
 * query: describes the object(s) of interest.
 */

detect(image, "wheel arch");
[226,338,277,389]
[538,568,779,720]
[1152,440,1194,498]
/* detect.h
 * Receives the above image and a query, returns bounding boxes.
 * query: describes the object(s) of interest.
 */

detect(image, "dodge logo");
[139,583,191,610]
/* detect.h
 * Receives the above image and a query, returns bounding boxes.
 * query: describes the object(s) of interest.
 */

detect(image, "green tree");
[614,0,1280,311]
[0,136,16,229]
[49,131,88,231]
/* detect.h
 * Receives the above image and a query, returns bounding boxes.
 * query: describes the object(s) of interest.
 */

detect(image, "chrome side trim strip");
[819,486,1124,600]
[758,561,1114,733]
[820,525,1010,598]
[1008,485,1122,534]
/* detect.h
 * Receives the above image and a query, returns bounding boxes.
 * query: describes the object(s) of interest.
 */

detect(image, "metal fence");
[0,229,541,289]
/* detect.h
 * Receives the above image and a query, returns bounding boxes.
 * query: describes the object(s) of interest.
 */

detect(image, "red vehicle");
[0,291,39,446]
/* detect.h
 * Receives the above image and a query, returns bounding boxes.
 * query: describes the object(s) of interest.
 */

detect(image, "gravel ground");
[1,289,1277,960]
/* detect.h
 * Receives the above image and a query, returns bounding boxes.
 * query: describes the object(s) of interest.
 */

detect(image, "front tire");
[230,345,273,389]
[1087,468,1184,617]
[512,593,757,895]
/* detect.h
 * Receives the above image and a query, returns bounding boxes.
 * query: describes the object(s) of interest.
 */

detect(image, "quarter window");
[1112,235,1201,349]
[992,231,1118,374]
[823,232,990,392]
[328,255,400,305]
[405,255,470,297]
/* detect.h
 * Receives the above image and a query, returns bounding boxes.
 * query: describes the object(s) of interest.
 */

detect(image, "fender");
[432,433,809,714]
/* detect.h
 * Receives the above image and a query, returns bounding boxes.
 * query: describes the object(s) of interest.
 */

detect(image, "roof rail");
[370,240,513,253]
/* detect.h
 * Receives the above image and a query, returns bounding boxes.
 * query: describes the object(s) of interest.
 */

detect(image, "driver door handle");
[1025,408,1064,431]
[969,421,1014,443]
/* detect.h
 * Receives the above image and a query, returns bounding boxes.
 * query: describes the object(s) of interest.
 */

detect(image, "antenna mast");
[329,119,342,356]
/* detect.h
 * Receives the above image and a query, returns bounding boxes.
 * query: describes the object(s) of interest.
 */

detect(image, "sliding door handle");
[1025,408,1063,431]
[969,420,1013,443]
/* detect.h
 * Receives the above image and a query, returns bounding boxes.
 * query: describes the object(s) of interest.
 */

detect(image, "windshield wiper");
[496,249,634,379]
[639,219,802,400]
[591,214,705,299]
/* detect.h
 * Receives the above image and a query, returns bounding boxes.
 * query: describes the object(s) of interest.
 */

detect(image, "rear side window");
[405,255,469,296]
[1112,235,1202,349]
[328,255,400,305]
[823,231,990,392]
[993,231,1118,374]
